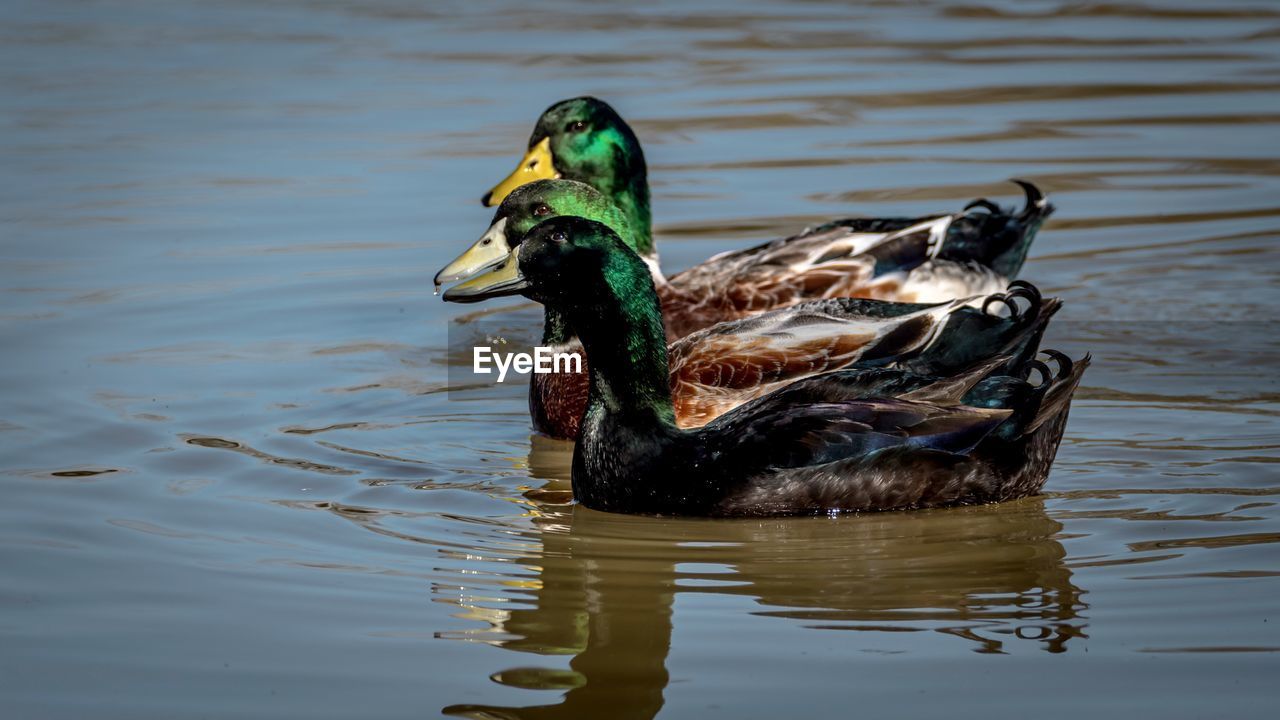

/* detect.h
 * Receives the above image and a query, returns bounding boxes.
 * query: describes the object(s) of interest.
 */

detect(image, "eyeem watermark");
[447,313,583,395]
[473,341,582,383]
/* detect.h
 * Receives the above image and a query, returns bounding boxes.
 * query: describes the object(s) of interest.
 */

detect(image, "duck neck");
[605,171,653,259]
[568,134,653,257]
[541,307,576,348]
[562,270,674,428]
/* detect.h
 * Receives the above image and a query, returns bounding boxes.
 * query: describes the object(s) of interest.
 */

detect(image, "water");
[3,0,1279,717]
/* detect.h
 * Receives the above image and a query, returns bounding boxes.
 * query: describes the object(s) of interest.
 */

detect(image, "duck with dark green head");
[479,97,1056,321]
[444,217,1087,517]
[438,180,1061,441]
[482,98,653,256]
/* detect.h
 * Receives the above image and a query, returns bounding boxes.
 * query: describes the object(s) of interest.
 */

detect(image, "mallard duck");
[439,180,1059,440]
[473,96,1053,337]
[443,217,1087,517]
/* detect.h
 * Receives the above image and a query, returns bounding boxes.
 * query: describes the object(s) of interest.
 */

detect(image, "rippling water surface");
[3,0,1279,717]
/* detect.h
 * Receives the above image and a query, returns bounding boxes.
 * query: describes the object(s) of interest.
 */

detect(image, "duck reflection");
[441,437,1086,719]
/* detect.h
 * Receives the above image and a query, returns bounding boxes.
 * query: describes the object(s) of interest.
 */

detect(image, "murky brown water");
[3,0,1279,717]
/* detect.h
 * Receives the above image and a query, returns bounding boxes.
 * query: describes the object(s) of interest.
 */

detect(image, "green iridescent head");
[445,217,646,307]
[435,179,640,288]
[482,97,652,250]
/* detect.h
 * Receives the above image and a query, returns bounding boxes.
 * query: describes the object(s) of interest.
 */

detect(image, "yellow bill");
[482,137,559,206]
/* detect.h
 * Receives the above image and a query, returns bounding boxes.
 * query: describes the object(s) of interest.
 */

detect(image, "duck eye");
[532,203,552,217]
[565,120,587,133]
[550,231,568,243]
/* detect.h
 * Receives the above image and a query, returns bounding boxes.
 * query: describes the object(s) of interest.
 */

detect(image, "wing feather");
[665,298,967,428]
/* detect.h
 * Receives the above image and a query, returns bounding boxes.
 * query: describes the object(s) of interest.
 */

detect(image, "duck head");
[442,216,652,314]
[435,179,636,288]
[483,98,644,205]
[482,97,652,251]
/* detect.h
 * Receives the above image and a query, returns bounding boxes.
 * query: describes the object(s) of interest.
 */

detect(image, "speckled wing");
[665,215,955,310]
[657,183,1054,341]
[665,297,969,428]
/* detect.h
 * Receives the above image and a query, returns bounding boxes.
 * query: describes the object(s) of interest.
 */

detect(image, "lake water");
[3,1,1279,717]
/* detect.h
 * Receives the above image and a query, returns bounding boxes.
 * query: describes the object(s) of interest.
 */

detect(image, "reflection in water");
[439,446,1086,719]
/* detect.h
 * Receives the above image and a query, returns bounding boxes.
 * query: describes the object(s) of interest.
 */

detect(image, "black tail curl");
[897,280,1058,378]
[1037,349,1074,379]
[964,198,1003,214]
[982,279,1043,320]
[1011,179,1048,221]
[1019,348,1077,389]
[962,180,1050,222]
[1020,359,1055,388]
[943,180,1055,279]
[958,344,1088,441]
